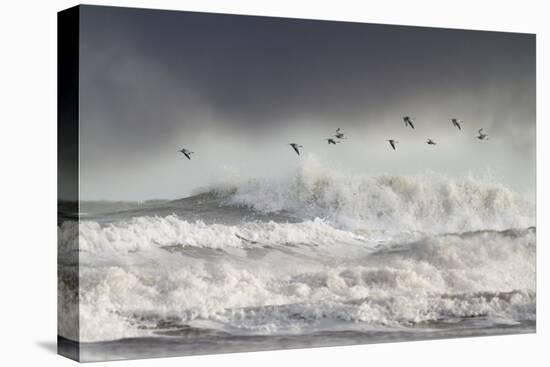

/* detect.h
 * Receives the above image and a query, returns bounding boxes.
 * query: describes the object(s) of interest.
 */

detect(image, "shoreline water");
[61,319,535,362]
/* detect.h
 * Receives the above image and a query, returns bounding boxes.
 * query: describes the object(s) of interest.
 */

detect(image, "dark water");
[70,320,534,362]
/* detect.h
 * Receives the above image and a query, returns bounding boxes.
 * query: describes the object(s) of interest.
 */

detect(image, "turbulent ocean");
[58,164,536,361]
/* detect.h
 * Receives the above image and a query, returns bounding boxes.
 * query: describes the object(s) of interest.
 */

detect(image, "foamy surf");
[216,162,534,233]
[58,167,536,347]
[59,224,535,342]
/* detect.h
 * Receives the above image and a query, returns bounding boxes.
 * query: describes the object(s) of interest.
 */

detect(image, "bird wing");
[292,145,300,155]
[183,152,191,160]
[478,128,483,134]
[409,120,415,129]
[390,141,396,150]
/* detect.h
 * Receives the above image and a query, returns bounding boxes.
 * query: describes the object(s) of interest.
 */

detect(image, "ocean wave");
[64,227,535,342]
[60,217,373,255]
[57,160,536,342]
[204,159,534,233]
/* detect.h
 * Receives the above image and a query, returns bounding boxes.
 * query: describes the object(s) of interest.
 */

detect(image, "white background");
[0,0,547,365]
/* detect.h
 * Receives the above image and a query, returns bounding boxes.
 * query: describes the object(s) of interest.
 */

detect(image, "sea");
[58,165,536,361]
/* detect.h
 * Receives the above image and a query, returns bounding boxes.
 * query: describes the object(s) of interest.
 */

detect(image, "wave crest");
[69,217,370,254]
[72,227,535,341]
[210,161,534,233]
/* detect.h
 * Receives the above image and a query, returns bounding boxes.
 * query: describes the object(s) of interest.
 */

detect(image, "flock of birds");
[383,116,489,152]
[178,117,489,159]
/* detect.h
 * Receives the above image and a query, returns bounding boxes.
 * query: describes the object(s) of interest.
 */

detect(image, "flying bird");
[325,138,340,145]
[477,128,488,140]
[289,143,303,155]
[387,139,399,150]
[178,148,194,160]
[403,116,415,129]
[426,139,437,145]
[451,118,463,130]
[334,128,346,139]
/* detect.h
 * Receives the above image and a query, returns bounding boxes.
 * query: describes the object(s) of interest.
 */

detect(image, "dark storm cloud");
[80,5,534,127]
[77,5,535,200]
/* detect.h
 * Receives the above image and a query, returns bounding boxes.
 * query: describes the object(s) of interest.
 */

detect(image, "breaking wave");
[60,217,372,255]
[61,227,535,342]
[57,162,536,343]
[207,160,534,233]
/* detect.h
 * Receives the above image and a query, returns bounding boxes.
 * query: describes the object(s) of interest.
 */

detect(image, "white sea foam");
[214,159,534,233]
[68,227,535,342]
[70,217,371,255]
[58,162,536,342]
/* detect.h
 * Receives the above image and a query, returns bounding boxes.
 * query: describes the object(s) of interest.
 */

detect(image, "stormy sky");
[77,5,535,201]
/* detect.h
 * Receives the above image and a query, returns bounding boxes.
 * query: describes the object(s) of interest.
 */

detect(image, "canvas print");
[58,5,536,362]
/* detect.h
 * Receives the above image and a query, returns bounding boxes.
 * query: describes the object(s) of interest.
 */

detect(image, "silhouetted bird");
[387,140,399,150]
[289,143,303,155]
[325,138,340,145]
[477,128,488,140]
[451,118,463,130]
[334,128,346,139]
[178,148,194,160]
[426,139,437,145]
[403,116,415,129]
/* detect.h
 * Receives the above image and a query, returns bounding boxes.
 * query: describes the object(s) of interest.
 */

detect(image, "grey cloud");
[77,5,535,200]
